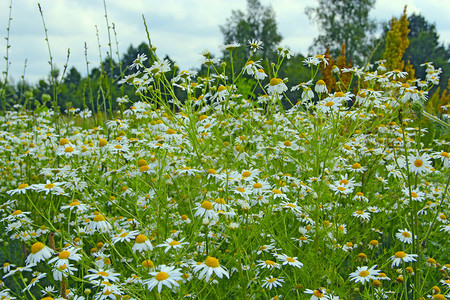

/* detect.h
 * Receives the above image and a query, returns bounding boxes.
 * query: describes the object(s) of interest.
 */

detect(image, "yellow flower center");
[64,146,74,153]
[313,289,324,297]
[204,256,219,268]
[215,198,226,204]
[359,270,370,277]
[169,240,180,246]
[253,183,262,188]
[12,210,23,215]
[272,189,282,194]
[31,242,45,254]
[208,169,217,174]
[135,234,148,244]
[18,183,29,189]
[402,232,411,238]
[335,92,345,97]
[284,140,291,146]
[137,159,148,167]
[270,78,282,86]
[395,251,407,258]
[94,215,106,222]
[201,201,213,210]
[99,139,108,147]
[237,187,245,193]
[352,163,361,169]
[242,171,251,177]
[142,260,155,268]
[59,250,70,259]
[325,101,334,107]
[286,257,295,262]
[414,159,423,167]
[265,260,275,265]
[217,85,227,92]
[45,183,55,189]
[268,277,277,283]
[155,271,169,281]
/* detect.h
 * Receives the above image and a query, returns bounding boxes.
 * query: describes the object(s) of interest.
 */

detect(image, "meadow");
[0,36,450,299]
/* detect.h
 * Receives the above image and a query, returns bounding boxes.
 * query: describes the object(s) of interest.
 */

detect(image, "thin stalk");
[1,0,13,113]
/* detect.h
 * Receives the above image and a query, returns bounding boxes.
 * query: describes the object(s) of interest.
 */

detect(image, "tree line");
[1,0,449,114]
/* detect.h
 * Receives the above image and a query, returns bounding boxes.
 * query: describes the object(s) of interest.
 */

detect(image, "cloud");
[0,0,449,84]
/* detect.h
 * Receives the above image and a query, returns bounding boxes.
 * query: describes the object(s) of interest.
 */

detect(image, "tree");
[383,6,410,72]
[372,12,450,90]
[404,13,450,90]
[305,0,377,65]
[219,0,282,61]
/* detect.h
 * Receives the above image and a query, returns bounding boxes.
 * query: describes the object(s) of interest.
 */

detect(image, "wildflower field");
[1,37,450,300]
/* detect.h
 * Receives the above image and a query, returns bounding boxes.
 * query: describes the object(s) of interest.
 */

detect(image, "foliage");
[305,0,377,65]
[219,0,282,63]
[383,6,410,72]
[1,33,450,299]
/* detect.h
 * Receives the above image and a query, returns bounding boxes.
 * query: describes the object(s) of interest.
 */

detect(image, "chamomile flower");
[144,265,183,293]
[407,153,433,175]
[85,214,112,235]
[25,242,54,265]
[111,230,140,244]
[193,256,229,281]
[304,288,327,299]
[395,228,414,244]
[256,259,281,270]
[157,237,189,253]
[390,251,418,268]
[194,201,218,220]
[261,276,284,290]
[266,78,288,95]
[276,253,303,268]
[84,268,120,283]
[349,265,381,284]
[132,234,154,253]
[48,247,82,268]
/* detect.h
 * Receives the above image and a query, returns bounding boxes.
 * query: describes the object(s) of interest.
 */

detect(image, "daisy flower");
[25,242,54,265]
[314,79,328,94]
[85,214,111,235]
[266,78,288,95]
[193,256,229,281]
[132,234,154,253]
[390,251,418,268]
[48,246,82,268]
[256,259,281,270]
[407,153,432,174]
[276,253,303,269]
[349,265,381,284]
[193,201,218,220]
[52,263,78,281]
[156,237,189,253]
[144,265,183,293]
[261,276,284,290]
[111,230,140,244]
[352,210,371,222]
[84,268,121,283]
[304,288,327,299]
[395,228,414,244]
[248,39,263,52]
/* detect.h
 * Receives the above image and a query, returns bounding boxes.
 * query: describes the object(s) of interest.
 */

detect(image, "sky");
[1,0,449,84]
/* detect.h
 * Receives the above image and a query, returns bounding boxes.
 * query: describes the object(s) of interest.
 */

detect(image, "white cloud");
[0,0,448,84]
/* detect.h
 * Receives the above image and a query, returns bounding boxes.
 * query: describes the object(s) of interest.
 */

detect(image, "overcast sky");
[1,0,449,84]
